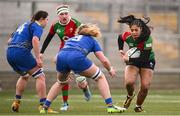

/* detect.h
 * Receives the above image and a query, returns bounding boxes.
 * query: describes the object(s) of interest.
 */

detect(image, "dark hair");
[31,10,48,22]
[29,10,48,34]
[118,15,151,43]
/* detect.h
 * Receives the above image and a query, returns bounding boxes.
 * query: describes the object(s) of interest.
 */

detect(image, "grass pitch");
[0,89,180,115]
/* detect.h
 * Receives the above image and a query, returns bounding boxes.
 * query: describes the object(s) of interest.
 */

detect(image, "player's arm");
[118,34,124,50]
[32,36,42,67]
[118,34,126,58]
[7,29,16,44]
[95,51,116,77]
[40,32,54,54]
[7,38,12,44]
[95,51,112,71]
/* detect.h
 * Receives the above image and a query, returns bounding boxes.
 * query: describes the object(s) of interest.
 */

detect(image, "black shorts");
[126,60,156,70]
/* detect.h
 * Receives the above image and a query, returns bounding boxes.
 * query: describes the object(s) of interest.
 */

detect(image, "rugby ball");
[126,47,140,58]
[76,76,86,83]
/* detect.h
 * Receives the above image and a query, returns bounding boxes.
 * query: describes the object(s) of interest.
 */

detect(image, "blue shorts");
[56,49,92,74]
[6,47,37,75]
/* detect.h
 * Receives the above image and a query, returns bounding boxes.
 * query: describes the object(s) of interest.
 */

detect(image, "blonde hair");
[75,24,102,38]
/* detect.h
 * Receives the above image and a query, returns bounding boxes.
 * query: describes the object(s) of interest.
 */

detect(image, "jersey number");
[71,35,83,41]
[16,23,26,34]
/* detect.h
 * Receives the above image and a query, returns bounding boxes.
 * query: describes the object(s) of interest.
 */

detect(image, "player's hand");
[36,58,43,68]
[119,50,129,62]
[122,54,129,62]
[119,50,125,58]
[108,67,116,78]
[68,72,74,83]
[40,53,43,60]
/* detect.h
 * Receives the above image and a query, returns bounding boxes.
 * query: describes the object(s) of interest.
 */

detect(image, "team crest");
[56,29,61,33]
[129,43,133,47]
[69,28,73,33]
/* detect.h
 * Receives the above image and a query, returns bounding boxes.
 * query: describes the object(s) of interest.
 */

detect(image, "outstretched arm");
[40,32,54,54]
[94,51,116,77]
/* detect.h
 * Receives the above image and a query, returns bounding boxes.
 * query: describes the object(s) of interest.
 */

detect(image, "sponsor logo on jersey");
[69,28,73,33]
[150,62,153,68]
[146,43,152,48]
[56,29,61,33]
[129,43,133,47]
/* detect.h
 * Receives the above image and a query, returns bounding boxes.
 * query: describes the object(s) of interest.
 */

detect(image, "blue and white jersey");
[56,35,102,73]
[9,21,43,50]
[6,21,43,74]
[63,35,102,55]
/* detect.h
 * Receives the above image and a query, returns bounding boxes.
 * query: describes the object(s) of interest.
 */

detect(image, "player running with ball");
[117,15,156,112]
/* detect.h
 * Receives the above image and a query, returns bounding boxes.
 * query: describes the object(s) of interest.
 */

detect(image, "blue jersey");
[9,21,43,50]
[64,35,102,55]
[6,21,43,75]
[56,35,102,74]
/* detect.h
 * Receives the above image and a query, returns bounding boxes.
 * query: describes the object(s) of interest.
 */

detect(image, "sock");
[44,100,51,108]
[15,95,21,100]
[135,104,141,107]
[39,98,46,105]
[82,85,88,92]
[62,84,69,104]
[105,98,113,108]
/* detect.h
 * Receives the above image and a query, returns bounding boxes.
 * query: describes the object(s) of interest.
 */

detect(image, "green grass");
[0,89,180,115]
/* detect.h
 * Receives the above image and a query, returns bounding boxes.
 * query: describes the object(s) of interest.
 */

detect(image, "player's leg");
[11,74,30,112]
[123,65,139,109]
[79,63,126,113]
[6,49,30,112]
[28,66,57,113]
[60,84,69,111]
[76,76,91,101]
[27,66,46,103]
[40,72,70,113]
[53,54,69,111]
[135,68,153,112]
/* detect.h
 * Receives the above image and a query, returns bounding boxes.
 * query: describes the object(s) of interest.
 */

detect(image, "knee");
[141,82,151,91]
[20,74,30,81]
[57,74,69,85]
[76,76,88,89]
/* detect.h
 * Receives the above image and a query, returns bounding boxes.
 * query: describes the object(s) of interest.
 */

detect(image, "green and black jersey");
[118,31,155,62]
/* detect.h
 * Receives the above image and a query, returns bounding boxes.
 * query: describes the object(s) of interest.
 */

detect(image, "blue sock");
[44,100,51,108]
[105,98,113,107]
[15,95,21,100]
[39,98,46,105]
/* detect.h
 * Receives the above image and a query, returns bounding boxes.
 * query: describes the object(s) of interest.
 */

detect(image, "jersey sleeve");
[121,32,131,41]
[31,24,43,40]
[117,34,124,50]
[49,24,56,35]
[92,38,102,52]
[72,18,81,27]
